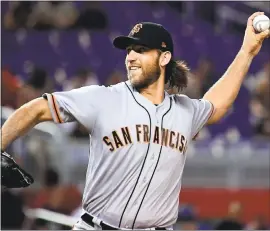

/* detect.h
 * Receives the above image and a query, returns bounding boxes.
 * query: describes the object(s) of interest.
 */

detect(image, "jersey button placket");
[124,161,152,226]
[156,112,159,125]
[156,105,163,125]
[125,110,157,227]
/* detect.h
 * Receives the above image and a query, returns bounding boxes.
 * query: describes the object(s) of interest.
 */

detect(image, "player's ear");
[159,51,172,67]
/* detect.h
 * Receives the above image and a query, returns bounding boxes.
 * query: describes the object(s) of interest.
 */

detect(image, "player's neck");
[140,78,165,105]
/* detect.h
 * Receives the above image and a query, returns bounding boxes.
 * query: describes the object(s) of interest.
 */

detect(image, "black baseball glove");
[1,151,34,188]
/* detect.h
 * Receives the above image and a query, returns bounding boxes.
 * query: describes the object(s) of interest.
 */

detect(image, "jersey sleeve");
[191,98,214,139]
[42,85,108,131]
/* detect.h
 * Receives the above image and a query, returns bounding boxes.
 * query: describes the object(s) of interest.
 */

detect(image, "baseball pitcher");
[1,12,269,230]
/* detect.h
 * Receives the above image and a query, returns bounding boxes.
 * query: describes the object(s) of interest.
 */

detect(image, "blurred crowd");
[3,1,107,30]
[248,61,270,137]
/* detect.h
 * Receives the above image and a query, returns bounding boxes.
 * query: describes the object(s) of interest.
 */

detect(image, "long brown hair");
[165,59,189,92]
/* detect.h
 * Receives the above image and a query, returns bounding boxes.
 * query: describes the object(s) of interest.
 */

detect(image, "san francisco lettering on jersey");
[103,124,188,153]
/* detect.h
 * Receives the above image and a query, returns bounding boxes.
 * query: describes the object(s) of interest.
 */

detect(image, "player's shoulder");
[72,81,127,95]
[174,94,208,103]
[106,81,129,93]
[173,94,206,110]
[173,94,212,110]
[173,94,194,105]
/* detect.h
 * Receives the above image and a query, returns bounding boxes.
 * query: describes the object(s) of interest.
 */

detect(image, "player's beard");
[128,58,161,92]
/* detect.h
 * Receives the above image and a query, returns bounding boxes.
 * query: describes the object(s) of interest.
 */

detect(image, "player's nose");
[126,49,138,62]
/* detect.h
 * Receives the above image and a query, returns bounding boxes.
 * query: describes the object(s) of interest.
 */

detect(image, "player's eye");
[135,47,148,53]
[126,46,149,54]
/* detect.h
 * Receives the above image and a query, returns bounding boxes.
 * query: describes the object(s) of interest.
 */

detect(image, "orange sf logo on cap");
[130,24,143,35]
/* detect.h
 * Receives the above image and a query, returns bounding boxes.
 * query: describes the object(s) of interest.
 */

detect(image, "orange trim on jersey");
[51,94,64,123]
[46,94,60,123]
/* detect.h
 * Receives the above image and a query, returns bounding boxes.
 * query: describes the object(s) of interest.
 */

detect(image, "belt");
[81,213,167,230]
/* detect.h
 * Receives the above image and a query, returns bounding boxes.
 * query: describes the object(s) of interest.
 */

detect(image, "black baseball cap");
[113,22,174,55]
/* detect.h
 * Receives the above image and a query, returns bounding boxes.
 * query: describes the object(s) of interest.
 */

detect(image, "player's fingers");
[258,29,270,39]
[247,12,265,27]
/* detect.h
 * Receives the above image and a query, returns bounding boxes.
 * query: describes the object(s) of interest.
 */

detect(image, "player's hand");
[241,12,270,57]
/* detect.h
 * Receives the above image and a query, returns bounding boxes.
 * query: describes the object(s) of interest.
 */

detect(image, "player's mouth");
[129,66,141,70]
[129,66,141,74]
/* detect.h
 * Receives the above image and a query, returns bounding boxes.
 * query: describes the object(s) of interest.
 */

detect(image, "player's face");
[125,45,161,91]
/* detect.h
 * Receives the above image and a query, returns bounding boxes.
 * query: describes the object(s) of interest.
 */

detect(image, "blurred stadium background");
[1,1,270,230]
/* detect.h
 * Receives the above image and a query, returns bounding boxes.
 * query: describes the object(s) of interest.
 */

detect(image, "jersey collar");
[125,80,171,110]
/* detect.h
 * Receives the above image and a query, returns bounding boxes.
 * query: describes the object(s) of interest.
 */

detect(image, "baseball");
[252,15,270,32]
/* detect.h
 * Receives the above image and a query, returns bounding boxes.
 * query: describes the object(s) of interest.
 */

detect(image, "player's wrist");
[238,47,255,59]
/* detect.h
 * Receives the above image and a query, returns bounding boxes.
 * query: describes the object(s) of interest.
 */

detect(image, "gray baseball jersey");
[43,80,213,229]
